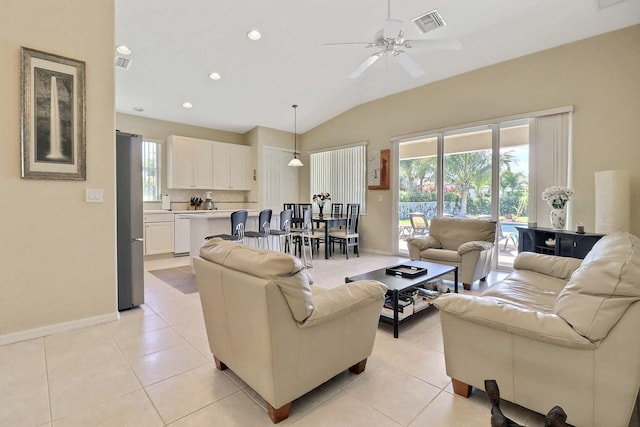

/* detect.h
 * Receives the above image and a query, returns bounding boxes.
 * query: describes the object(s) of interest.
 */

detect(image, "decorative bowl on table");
[545,238,556,247]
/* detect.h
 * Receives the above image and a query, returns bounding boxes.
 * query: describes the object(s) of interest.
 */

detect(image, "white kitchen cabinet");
[167,135,213,189]
[143,213,174,255]
[212,142,250,190]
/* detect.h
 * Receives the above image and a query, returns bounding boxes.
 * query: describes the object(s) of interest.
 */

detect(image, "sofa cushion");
[420,248,461,263]
[200,238,314,322]
[484,269,568,313]
[429,218,496,250]
[556,232,640,342]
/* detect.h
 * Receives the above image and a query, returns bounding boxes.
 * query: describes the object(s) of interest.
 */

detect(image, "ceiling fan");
[325,1,462,79]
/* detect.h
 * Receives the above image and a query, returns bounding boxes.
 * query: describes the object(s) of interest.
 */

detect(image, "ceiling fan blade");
[348,52,383,79]
[323,42,374,48]
[383,19,403,39]
[404,39,463,50]
[393,51,425,78]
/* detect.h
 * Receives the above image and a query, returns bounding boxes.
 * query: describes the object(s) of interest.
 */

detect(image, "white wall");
[0,0,116,339]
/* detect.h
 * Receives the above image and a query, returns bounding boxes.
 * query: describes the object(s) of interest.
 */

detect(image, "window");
[310,144,366,212]
[142,140,161,201]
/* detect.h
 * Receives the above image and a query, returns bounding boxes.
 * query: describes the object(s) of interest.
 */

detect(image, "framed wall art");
[368,148,390,190]
[21,47,86,180]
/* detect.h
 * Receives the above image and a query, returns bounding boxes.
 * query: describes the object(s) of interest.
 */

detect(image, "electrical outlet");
[86,188,104,203]
[378,195,383,202]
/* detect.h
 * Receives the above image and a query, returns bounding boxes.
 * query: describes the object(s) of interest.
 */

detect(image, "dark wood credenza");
[516,226,604,259]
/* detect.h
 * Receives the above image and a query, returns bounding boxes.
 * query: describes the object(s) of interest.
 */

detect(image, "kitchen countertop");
[144,209,257,215]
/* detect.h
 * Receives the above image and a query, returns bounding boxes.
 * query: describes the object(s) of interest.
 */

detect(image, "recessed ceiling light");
[209,72,222,80]
[182,102,193,109]
[133,107,144,112]
[116,45,132,55]
[247,29,262,41]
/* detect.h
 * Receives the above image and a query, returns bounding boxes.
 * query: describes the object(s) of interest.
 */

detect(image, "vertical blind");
[310,144,367,212]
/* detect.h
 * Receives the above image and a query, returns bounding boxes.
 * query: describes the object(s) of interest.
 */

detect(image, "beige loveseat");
[194,238,387,423]
[407,217,496,290]
[435,232,640,427]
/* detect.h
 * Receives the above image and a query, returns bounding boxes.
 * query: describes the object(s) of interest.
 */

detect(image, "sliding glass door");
[397,120,530,269]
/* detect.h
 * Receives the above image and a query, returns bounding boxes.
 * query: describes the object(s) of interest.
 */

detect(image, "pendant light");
[288,104,303,167]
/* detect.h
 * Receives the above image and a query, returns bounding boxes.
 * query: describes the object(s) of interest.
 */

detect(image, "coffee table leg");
[454,266,459,293]
[393,289,399,338]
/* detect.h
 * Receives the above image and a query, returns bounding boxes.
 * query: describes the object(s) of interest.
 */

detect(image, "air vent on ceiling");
[412,9,446,34]
[115,56,132,70]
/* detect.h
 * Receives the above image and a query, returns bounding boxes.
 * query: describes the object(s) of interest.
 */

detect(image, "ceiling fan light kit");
[327,1,461,79]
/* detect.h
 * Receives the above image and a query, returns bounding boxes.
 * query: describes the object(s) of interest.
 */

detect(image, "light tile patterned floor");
[0,251,549,426]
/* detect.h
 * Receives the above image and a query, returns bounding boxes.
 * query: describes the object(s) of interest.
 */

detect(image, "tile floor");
[1,252,550,427]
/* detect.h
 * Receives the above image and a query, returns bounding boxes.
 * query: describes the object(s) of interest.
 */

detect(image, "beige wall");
[0,0,116,337]
[301,25,640,254]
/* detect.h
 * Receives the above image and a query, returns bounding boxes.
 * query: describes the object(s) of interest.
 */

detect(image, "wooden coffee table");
[345,260,458,338]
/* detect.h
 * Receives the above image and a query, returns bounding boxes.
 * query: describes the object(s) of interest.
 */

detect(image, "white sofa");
[435,232,640,427]
[194,238,387,423]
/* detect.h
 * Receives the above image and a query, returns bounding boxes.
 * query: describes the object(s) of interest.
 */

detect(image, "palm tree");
[444,151,492,217]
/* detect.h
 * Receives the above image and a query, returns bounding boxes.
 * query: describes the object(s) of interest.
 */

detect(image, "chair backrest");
[301,207,313,232]
[298,203,312,219]
[257,209,273,234]
[279,209,293,232]
[230,210,248,236]
[283,203,297,215]
[429,217,496,250]
[345,203,360,234]
[331,203,343,217]
[410,212,428,231]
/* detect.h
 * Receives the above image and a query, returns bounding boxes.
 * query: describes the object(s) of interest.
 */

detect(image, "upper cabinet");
[167,135,212,189]
[167,135,250,190]
[212,142,250,190]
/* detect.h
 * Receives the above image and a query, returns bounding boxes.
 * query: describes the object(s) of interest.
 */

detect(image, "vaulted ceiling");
[115,0,640,134]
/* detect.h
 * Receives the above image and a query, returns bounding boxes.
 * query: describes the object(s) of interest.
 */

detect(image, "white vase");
[550,208,566,230]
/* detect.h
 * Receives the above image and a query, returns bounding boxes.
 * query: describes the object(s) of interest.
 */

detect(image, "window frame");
[142,139,162,202]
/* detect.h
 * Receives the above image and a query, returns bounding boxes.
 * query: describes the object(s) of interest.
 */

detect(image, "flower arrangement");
[312,193,331,206]
[542,186,573,209]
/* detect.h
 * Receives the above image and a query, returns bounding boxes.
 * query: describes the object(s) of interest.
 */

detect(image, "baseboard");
[0,311,120,346]
[360,248,395,256]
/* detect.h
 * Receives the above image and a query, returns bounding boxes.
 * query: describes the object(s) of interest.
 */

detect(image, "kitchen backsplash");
[143,188,257,211]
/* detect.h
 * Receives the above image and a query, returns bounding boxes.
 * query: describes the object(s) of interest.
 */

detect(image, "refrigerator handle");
[132,238,144,242]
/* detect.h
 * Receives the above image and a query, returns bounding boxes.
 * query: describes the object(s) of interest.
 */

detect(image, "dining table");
[313,215,348,259]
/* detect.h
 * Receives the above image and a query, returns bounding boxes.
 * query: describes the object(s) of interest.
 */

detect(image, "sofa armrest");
[407,236,442,250]
[513,252,582,280]
[407,236,442,259]
[300,280,387,328]
[435,293,595,349]
[458,240,494,256]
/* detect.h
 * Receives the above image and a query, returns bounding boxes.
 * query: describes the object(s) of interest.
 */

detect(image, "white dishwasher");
[173,215,192,255]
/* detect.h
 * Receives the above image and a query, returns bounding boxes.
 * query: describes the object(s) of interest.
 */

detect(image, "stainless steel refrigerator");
[116,131,144,310]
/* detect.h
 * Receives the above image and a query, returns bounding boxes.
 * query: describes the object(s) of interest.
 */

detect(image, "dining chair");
[269,209,293,254]
[244,209,273,249]
[205,210,248,243]
[331,203,343,217]
[291,207,321,268]
[329,203,360,259]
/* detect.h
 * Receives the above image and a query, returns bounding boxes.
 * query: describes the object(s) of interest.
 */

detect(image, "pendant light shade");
[288,104,303,167]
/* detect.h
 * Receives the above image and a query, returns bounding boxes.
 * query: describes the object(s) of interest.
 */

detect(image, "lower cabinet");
[143,213,174,255]
[516,226,603,259]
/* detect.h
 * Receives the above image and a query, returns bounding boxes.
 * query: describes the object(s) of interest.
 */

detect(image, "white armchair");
[194,238,387,423]
[407,217,496,290]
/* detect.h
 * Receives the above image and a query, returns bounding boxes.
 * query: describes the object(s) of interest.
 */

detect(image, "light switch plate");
[86,188,104,203]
